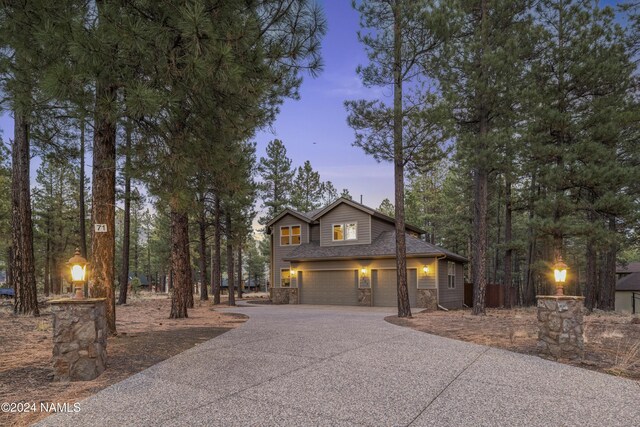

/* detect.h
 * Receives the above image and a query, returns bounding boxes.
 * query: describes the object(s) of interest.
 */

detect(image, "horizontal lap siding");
[310,224,320,242]
[370,217,395,240]
[438,259,464,309]
[273,215,309,288]
[320,204,371,246]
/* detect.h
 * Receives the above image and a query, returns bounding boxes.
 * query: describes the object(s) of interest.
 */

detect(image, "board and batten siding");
[438,259,464,309]
[272,214,309,288]
[370,217,395,240]
[319,204,371,246]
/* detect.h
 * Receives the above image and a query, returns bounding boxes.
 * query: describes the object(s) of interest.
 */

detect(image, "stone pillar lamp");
[537,256,584,360]
[50,248,107,382]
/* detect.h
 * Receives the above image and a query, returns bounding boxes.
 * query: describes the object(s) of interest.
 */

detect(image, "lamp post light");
[67,248,88,299]
[552,256,568,296]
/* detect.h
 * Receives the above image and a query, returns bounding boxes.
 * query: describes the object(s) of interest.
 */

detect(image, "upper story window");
[448,261,456,289]
[280,225,301,246]
[333,222,357,241]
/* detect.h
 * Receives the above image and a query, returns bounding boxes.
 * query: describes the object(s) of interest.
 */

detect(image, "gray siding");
[438,259,464,309]
[272,214,309,288]
[371,217,395,240]
[319,203,371,246]
[310,224,320,242]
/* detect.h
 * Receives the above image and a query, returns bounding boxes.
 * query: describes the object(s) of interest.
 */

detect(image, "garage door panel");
[372,269,417,307]
[300,270,358,305]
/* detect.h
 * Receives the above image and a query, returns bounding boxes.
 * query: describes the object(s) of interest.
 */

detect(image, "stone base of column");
[358,288,372,306]
[50,298,107,382]
[537,295,584,360]
[417,289,437,311]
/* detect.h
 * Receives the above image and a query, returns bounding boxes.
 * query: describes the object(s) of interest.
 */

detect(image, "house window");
[448,262,455,289]
[280,225,301,246]
[281,269,291,287]
[333,222,357,241]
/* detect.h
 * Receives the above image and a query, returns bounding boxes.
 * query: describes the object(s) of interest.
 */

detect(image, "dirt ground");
[0,292,248,427]
[388,307,640,380]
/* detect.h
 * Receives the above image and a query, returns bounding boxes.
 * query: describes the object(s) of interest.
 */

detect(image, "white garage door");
[299,270,359,305]
[372,269,418,307]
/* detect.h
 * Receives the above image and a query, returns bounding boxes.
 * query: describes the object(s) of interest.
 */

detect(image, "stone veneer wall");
[537,296,584,360]
[417,289,437,311]
[358,288,372,306]
[271,288,298,304]
[50,298,107,381]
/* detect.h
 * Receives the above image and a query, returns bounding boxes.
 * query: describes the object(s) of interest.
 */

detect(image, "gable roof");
[268,197,426,235]
[616,272,640,291]
[283,231,467,263]
[265,208,314,230]
[312,198,427,233]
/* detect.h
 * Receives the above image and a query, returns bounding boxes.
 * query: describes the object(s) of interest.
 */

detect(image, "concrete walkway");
[40,304,639,427]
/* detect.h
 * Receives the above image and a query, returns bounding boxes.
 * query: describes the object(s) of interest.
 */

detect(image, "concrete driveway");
[40,303,639,427]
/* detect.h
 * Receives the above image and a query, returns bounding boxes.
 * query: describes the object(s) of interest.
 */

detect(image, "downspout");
[434,254,446,309]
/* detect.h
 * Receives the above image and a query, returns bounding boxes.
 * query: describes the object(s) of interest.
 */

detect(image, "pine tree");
[347,0,447,317]
[434,0,535,315]
[290,161,324,212]
[258,139,294,222]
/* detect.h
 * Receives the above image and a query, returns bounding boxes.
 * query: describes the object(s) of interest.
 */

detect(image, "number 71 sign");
[95,224,107,233]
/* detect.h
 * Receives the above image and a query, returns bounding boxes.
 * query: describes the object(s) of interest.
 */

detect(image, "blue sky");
[253,0,392,211]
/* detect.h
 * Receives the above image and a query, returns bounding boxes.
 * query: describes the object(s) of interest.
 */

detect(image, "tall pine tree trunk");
[79,119,87,259]
[598,216,617,310]
[226,212,235,306]
[11,112,39,316]
[198,196,208,301]
[523,173,538,305]
[503,178,513,308]
[212,195,222,304]
[118,122,132,305]
[169,204,190,318]
[91,79,117,334]
[393,0,411,318]
[237,244,243,299]
[472,0,490,316]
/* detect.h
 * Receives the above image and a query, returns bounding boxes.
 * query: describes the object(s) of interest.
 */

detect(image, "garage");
[299,270,359,305]
[372,269,418,307]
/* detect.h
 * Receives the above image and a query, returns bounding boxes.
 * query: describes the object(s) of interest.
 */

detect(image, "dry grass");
[388,307,640,380]
[0,292,248,427]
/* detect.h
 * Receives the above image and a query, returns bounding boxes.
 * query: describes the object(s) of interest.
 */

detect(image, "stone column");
[537,296,584,360]
[50,298,107,381]
[358,288,372,306]
[417,289,437,311]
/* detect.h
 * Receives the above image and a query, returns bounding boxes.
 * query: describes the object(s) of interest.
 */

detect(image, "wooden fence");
[464,283,517,308]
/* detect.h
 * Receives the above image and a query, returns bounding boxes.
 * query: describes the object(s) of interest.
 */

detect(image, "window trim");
[332,221,358,241]
[279,224,302,247]
[280,269,291,288]
[447,261,456,289]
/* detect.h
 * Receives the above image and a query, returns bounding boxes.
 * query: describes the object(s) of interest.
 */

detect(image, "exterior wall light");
[422,265,429,275]
[67,248,88,299]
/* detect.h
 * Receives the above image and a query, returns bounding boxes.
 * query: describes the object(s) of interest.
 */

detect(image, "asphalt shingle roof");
[616,272,640,291]
[283,231,467,262]
[617,262,640,274]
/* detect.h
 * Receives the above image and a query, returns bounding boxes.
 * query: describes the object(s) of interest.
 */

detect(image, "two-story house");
[266,197,466,309]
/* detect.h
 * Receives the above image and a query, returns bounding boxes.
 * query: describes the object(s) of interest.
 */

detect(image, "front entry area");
[372,269,418,307]
[299,270,359,305]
